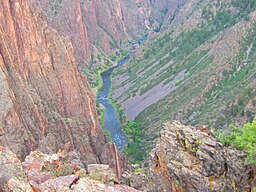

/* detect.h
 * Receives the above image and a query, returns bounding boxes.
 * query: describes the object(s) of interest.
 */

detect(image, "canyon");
[0,0,255,191]
[112,0,256,161]
[37,0,152,64]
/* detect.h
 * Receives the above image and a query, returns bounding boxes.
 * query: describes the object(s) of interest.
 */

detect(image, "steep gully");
[97,35,148,150]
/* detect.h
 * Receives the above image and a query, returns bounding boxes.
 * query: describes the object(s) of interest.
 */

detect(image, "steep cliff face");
[0,0,124,177]
[37,0,152,65]
[149,0,188,28]
[38,0,92,65]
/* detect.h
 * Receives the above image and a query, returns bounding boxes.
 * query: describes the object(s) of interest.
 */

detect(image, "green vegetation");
[80,64,108,89]
[109,89,145,163]
[110,55,117,62]
[46,0,64,15]
[123,121,146,164]
[216,121,256,164]
[43,162,73,177]
[80,42,129,90]
[115,104,126,124]
[103,130,113,143]
[111,1,256,163]
[96,102,105,126]
[232,0,256,17]
[120,50,128,57]
[124,121,141,142]
[114,7,240,102]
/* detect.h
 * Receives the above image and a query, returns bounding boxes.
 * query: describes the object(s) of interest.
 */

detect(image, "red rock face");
[37,0,151,64]
[0,0,124,177]
[38,0,92,64]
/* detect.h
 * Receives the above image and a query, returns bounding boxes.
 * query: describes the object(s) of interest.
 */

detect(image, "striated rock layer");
[0,0,124,178]
[37,0,152,64]
[37,0,190,65]
[122,121,256,191]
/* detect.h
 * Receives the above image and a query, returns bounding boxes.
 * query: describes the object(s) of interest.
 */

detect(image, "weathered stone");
[143,121,256,192]
[0,146,35,191]
[0,146,23,189]
[88,164,117,184]
[120,121,255,192]
[22,151,51,172]
[72,177,141,192]
[7,178,33,192]
[40,174,79,190]
[0,147,139,192]
[29,180,46,192]
[27,170,54,184]
[130,172,147,190]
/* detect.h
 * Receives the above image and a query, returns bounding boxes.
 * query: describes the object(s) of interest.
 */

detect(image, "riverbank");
[96,34,148,151]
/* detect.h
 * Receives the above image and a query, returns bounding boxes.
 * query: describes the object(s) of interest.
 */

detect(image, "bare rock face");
[0,0,124,178]
[88,164,117,184]
[146,121,255,191]
[149,0,188,26]
[37,0,152,64]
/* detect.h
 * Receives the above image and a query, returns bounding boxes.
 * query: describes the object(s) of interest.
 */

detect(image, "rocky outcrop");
[88,164,117,184]
[37,0,152,64]
[0,146,139,192]
[122,121,255,191]
[0,0,124,178]
[150,121,255,191]
[0,146,32,192]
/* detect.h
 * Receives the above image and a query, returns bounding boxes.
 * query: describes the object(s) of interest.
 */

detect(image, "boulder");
[7,178,33,192]
[72,177,141,192]
[27,170,54,184]
[88,164,117,184]
[0,146,23,190]
[0,146,33,191]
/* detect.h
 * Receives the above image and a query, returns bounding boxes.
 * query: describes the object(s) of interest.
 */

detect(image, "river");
[97,35,147,151]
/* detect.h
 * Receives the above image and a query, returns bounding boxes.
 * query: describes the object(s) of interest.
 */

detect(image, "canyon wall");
[0,0,124,177]
[37,0,152,65]
[150,0,188,27]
